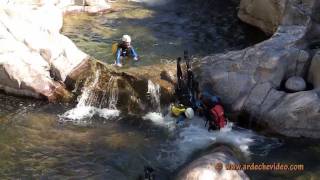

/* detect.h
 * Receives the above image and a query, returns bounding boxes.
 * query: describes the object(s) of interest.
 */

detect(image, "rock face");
[175,146,249,180]
[0,0,111,14]
[69,60,176,114]
[63,0,111,14]
[238,0,286,35]
[308,51,320,89]
[285,76,306,92]
[195,0,320,138]
[0,3,88,101]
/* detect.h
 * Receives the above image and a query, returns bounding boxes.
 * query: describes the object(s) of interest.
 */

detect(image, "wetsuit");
[196,92,225,130]
[171,104,187,125]
[116,43,138,65]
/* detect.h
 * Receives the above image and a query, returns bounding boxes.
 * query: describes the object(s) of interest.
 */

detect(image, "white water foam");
[144,112,281,169]
[61,106,119,122]
[59,71,120,124]
[142,112,177,131]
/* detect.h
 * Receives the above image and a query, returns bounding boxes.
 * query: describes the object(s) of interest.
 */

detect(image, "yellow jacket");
[171,104,186,117]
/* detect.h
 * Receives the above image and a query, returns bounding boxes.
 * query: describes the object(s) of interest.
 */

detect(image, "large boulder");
[0,4,88,101]
[175,146,249,180]
[308,50,320,89]
[195,0,320,138]
[263,91,320,138]
[238,0,316,35]
[238,0,286,35]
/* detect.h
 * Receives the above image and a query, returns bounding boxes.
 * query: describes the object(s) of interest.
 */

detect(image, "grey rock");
[194,0,320,138]
[267,91,320,138]
[243,82,272,115]
[285,76,307,92]
[175,146,249,180]
[238,0,286,35]
[308,50,320,88]
[0,4,88,101]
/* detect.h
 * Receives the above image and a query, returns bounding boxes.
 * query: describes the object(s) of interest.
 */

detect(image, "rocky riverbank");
[0,0,114,102]
[1,0,319,139]
[194,0,320,138]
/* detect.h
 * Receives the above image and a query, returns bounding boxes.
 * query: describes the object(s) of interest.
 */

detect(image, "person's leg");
[176,114,185,125]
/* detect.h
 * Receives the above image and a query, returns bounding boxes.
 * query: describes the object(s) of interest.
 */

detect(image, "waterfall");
[147,80,161,112]
[78,70,101,107]
[143,80,163,124]
[102,76,119,110]
[59,71,120,124]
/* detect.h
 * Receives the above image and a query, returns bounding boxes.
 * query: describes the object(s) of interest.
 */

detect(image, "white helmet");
[121,34,131,43]
[185,108,194,119]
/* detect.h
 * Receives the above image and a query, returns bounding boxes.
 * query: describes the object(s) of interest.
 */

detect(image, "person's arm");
[130,46,138,60]
[116,48,122,64]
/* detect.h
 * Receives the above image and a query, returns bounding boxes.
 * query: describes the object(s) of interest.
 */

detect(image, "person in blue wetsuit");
[114,34,139,67]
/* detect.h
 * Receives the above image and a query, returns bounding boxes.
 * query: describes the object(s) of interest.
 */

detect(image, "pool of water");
[62,0,267,66]
[1,93,319,179]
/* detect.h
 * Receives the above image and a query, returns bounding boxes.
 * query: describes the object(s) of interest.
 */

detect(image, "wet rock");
[308,51,320,88]
[175,146,249,180]
[70,60,176,114]
[285,76,306,92]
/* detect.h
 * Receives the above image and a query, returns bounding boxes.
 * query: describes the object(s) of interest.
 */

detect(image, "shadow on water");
[62,0,268,66]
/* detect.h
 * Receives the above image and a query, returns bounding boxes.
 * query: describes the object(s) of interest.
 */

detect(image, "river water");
[62,0,266,66]
[0,0,319,179]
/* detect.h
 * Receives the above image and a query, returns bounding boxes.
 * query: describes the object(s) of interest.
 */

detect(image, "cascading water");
[147,80,161,112]
[99,76,119,110]
[143,80,164,123]
[59,71,120,124]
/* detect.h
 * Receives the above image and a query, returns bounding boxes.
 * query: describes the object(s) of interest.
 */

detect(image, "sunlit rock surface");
[238,0,286,35]
[0,3,88,101]
[72,60,176,114]
[175,146,249,180]
[195,0,320,138]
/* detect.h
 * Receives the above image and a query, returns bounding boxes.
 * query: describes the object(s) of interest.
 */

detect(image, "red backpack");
[210,104,226,129]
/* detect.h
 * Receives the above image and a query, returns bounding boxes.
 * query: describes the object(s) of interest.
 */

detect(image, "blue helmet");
[201,92,221,106]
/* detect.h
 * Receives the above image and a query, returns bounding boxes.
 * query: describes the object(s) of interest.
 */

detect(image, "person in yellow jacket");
[170,104,194,125]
